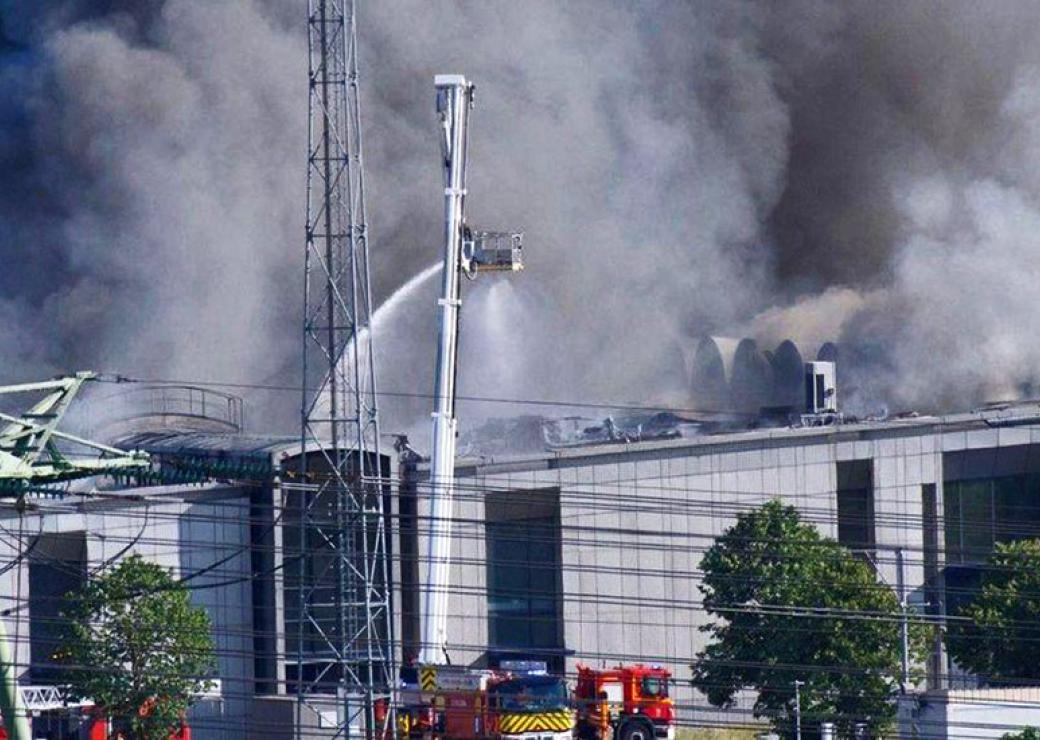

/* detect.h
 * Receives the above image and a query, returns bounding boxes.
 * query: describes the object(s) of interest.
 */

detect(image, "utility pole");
[0,618,30,740]
[793,679,803,740]
[896,547,910,693]
[295,0,394,737]
[419,75,523,666]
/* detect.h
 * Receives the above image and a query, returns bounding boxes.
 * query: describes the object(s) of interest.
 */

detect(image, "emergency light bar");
[500,660,548,675]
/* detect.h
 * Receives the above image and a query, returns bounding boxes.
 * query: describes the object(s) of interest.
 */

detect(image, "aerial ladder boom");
[420,76,523,666]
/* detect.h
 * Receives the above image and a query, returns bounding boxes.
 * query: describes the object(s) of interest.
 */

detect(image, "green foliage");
[58,555,215,740]
[1002,728,1040,740]
[947,539,1040,681]
[675,729,759,740]
[691,500,927,737]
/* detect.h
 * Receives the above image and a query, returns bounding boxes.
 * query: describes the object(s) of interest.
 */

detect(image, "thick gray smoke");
[2,1,1039,441]
[0,1,304,427]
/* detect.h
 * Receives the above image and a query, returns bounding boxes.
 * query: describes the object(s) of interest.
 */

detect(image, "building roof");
[116,429,302,461]
[408,401,1040,479]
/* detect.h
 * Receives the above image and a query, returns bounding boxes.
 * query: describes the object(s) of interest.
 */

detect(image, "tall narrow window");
[30,532,87,683]
[836,460,875,554]
[485,489,562,652]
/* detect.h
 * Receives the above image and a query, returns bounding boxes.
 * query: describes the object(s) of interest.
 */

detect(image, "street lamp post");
[794,679,804,740]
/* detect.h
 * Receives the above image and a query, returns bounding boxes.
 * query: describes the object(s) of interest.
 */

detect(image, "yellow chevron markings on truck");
[397,712,412,734]
[498,710,572,734]
[419,666,437,692]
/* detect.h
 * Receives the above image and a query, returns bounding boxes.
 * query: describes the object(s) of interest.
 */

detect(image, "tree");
[947,539,1040,682]
[58,555,215,740]
[691,500,926,737]
[1002,729,1040,740]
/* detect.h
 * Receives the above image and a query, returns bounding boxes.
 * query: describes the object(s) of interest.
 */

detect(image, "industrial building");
[399,396,1040,737]
[4,368,1040,738]
[0,385,396,739]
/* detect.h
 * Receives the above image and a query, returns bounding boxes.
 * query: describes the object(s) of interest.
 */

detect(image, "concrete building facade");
[0,485,257,738]
[400,403,1040,736]
[5,389,1040,738]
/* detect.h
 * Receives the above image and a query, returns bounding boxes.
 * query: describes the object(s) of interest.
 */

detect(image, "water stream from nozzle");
[320,262,442,417]
[354,262,442,356]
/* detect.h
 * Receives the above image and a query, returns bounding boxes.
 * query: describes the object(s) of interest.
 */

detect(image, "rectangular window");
[281,451,393,694]
[922,484,939,589]
[30,532,87,683]
[1025,473,1040,541]
[836,460,875,553]
[921,484,944,689]
[485,490,562,652]
[959,480,993,559]
[943,472,1040,565]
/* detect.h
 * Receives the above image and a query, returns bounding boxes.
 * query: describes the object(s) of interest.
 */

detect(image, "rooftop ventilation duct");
[805,360,838,414]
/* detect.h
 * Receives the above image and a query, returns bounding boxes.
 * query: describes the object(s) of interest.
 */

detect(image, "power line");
[94,374,747,418]
[2,417,1039,735]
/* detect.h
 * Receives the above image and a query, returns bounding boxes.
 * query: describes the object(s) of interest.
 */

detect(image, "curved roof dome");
[770,339,805,408]
[731,338,773,413]
[817,341,839,363]
[691,336,739,410]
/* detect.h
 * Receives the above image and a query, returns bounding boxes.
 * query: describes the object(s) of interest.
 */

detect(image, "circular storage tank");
[89,385,245,444]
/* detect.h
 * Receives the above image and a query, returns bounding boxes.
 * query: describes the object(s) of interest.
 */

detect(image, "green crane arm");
[0,371,151,740]
[0,371,149,493]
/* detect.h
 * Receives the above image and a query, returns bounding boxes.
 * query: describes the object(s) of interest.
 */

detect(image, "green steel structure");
[0,372,149,496]
[0,371,149,740]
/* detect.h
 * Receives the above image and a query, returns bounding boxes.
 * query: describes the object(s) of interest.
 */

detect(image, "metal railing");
[19,685,74,711]
[90,385,245,435]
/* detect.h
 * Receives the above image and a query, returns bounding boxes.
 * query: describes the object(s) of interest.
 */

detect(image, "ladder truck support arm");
[420,75,523,667]
[421,75,473,667]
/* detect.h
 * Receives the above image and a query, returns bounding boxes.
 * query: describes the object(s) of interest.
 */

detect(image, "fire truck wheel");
[618,719,655,740]
[574,721,597,740]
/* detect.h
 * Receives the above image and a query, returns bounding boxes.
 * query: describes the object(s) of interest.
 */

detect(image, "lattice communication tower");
[291,0,394,737]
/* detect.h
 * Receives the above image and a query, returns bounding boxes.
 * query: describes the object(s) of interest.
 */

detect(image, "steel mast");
[420,76,523,666]
[296,0,393,737]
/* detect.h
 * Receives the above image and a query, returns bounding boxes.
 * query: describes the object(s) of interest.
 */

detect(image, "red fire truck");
[399,662,571,740]
[399,662,674,740]
[0,710,189,740]
[85,703,191,740]
[574,664,675,740]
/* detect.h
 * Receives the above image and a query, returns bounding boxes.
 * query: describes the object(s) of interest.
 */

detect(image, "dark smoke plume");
[1,1,1039,441]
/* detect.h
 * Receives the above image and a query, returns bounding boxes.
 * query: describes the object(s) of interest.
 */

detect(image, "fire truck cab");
[485,671,571,740]
[399,661,571,740]
[574,664,675,740]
